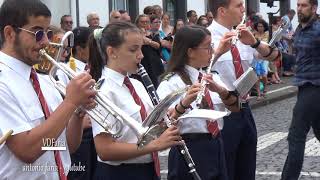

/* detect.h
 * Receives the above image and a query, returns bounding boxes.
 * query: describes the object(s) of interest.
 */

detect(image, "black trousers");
[281,83,320,180]
[68,128,97,180]
[94,161,159,180]
[221,103,257,180]
[168,133,228,180]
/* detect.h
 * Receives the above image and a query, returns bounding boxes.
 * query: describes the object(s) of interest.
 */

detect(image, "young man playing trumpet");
[207,0,281,179]
[0,0,96,179]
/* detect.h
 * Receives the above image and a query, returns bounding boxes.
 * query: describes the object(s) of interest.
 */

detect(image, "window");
[110,0,129,11]
[163,0,187,25]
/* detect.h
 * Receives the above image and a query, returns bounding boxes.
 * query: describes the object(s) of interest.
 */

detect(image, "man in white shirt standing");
[0,0,96,179]
[207,0,281,179]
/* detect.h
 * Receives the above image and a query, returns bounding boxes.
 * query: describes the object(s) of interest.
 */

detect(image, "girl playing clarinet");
[88,21,199,180]
[157,25,240,180]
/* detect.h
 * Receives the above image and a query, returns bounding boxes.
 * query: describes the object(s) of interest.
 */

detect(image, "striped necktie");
[198,72,220,136]
[123,76,161,177]
[30,68,67,180]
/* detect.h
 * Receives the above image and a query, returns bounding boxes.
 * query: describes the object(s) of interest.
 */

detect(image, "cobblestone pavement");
[159,96,320,180]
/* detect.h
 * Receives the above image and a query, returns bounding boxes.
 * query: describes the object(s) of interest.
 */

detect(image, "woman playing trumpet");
[157,25,239,180]
[88,21,188,180]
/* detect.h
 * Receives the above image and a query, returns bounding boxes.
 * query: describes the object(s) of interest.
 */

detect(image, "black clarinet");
[137,64,202,180]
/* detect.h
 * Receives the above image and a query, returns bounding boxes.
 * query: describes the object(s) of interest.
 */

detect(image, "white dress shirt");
[56,58,87,86]
[157,65,228,134]
[91,67,154,165]
[207,20,256,91]
[0,51,71,179]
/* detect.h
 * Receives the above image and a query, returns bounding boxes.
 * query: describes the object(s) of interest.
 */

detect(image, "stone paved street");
[159,96,320,180]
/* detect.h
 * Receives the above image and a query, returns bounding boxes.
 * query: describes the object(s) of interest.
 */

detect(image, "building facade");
[0,0,319,30]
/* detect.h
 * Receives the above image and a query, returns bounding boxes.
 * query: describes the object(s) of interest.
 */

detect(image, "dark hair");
[271,16,281,25]
[119,9,127,14]
[197,15,208,24]
[211,0,231,18]
[187,10,196,18]
[253,19,269,32]
[72,27,92,56]
[60,14,71,24]
[287,9,296,15]
[162,25,210,85]
[143,6,155,15]
[0,0,51,47]
[172,19,184,35]
[309,0,318,6]
[88,21,141,81]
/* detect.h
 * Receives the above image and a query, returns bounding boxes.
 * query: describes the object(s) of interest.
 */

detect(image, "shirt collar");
[0,51,32,81]
[208,20,231,36]
[185,65,200,83]
[102,67,127,87]
[74,58,86,70]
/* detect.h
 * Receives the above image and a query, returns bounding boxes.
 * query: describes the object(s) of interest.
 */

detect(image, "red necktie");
[198,73,220,137]
[231,46,249,100]
[123,77,160,177]
[30,69,67,180]
[231,45,244,79]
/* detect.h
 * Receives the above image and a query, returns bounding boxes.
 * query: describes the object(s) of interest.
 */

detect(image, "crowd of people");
[0,0,319,180]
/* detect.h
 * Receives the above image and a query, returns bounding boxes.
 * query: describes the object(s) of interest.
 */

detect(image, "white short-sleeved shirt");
[157,65,228,134]
[207,20,256,91]
[56,58,87,86]
[91,67,154,165]
[0,51,71,179]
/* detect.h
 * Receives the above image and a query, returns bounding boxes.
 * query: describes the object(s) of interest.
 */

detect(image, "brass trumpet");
[39,31,158,146]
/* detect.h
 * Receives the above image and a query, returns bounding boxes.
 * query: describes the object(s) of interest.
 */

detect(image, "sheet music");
[178,109,230,121]
[233,67,258,97]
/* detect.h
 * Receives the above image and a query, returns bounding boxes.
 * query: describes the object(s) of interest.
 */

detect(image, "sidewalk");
[249,76,298,109]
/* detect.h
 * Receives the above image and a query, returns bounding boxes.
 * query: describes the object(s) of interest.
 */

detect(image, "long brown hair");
[162,25,211,85]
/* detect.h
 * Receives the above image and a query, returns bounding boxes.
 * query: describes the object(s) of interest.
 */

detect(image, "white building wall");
[187,0,206,16]
[77,0,109,27]
[41,0,109,28]
[139,0,162,14]
[41,0,70,27]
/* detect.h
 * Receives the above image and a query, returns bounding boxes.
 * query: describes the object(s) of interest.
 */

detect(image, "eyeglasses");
[139,20,150,25]
[194,43,215,53]
[18,27,53,42]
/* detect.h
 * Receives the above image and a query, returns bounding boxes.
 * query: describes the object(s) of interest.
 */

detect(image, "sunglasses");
[18,27,53,42]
